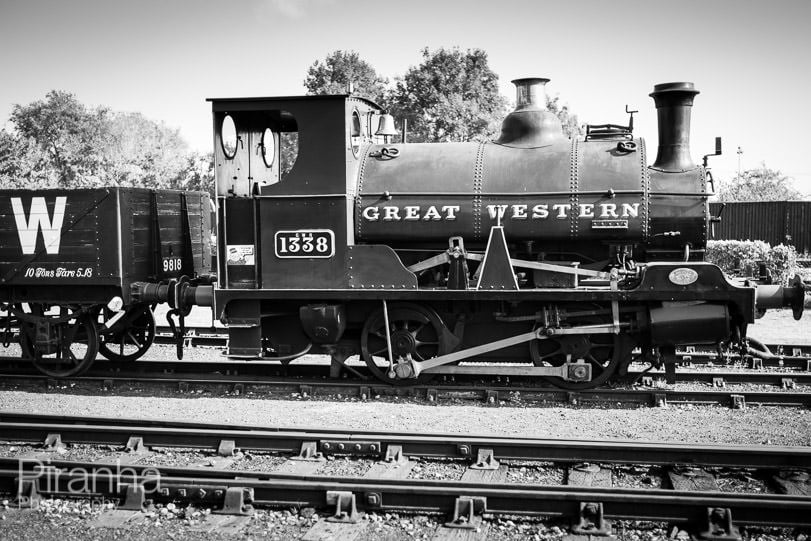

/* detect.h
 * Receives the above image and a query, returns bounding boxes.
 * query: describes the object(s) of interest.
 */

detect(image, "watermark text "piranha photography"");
[15,458,163,507]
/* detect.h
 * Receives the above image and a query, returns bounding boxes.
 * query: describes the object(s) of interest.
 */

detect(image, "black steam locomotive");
[2,78,808,387]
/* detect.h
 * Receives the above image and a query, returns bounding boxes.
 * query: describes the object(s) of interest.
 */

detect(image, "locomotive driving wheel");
[360,303,444,385]
[18,304,99,378]
[529,326,631,390]
[98,304,156,362]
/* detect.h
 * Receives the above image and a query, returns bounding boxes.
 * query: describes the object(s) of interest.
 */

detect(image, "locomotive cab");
[210,93,418,357]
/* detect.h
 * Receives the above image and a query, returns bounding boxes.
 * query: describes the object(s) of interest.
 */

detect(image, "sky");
[1,0,810,196]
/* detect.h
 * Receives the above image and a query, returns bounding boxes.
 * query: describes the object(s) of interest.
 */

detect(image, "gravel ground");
[612,465,664,489]
[1,391,809,445]
[318,455,374,477]
[747,310,811,345]
[504,461,565,485]
[134,448,220,468]
[0,502,800,541]
[407,458,467,481]
[227,452,288,472]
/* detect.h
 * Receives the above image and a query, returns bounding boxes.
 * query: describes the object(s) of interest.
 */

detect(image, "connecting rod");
[404,323,620,379]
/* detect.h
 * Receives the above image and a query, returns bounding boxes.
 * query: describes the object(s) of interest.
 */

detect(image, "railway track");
[1,360,810,408]
[2,330,811,409]
[2,354,811,385]
[1,413,809,537]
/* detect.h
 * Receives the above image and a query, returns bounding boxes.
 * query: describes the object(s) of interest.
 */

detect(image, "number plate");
[162,257,183,272]
[274,229,335,258]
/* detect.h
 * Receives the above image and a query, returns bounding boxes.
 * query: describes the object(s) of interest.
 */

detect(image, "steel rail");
[2,413,811,469]
[1,370,811,408]
[1,356,810,387]
[2,458,810,527]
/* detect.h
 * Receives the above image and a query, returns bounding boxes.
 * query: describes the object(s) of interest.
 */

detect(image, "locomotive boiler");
[356,79,704,269]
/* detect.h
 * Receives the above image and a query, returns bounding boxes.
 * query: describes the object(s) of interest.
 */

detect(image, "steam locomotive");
[2,78,809,387]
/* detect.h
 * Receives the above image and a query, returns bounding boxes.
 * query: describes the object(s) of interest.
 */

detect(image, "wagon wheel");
[360,303,443,386]
[20,305,99,378]
[529,325,633,390]
[99,304,156,362]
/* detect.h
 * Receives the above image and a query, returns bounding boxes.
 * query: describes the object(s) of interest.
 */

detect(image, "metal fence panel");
[709,201,811,254]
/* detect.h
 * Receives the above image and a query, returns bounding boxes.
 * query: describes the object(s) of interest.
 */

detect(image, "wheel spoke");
[126,331,142,348]
[533,342,564,361]
[583,355,605,374]
[410,322,427,337]
[64,347,78,365]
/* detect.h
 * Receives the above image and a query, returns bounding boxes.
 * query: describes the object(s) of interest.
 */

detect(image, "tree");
[0,130,51,189]
[10,90,112,187]
[546,94,583,139]
[179,152,215,196]
[717,164,802,202]
[1,91,213,195]
[388,47,508,143]
[304,50,388,104]
[106,112,191,189]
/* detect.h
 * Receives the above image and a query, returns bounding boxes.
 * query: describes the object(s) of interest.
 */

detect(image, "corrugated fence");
[709,201,811,254]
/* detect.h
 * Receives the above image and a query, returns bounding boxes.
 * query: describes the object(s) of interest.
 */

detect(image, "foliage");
[106,112,191,188]
[0,130,51,188]
[387,47,508,143]
[716,164,802,202]
[177,152,215,195]
[705,239,798,284]
[546,94,583,139]
[6,90,111,188]
[279,132,298,181]
[0,91,214,196]
[304,50,388,104]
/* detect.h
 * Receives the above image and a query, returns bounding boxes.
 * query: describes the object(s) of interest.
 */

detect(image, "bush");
[705,240,798,284]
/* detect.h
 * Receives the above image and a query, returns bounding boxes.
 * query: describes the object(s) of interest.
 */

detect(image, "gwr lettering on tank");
[362,203,640,222]
[10,196,67,254]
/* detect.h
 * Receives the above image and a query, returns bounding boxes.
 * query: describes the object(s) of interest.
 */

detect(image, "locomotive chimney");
[650,82,700,172]
[496,78,565,148]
